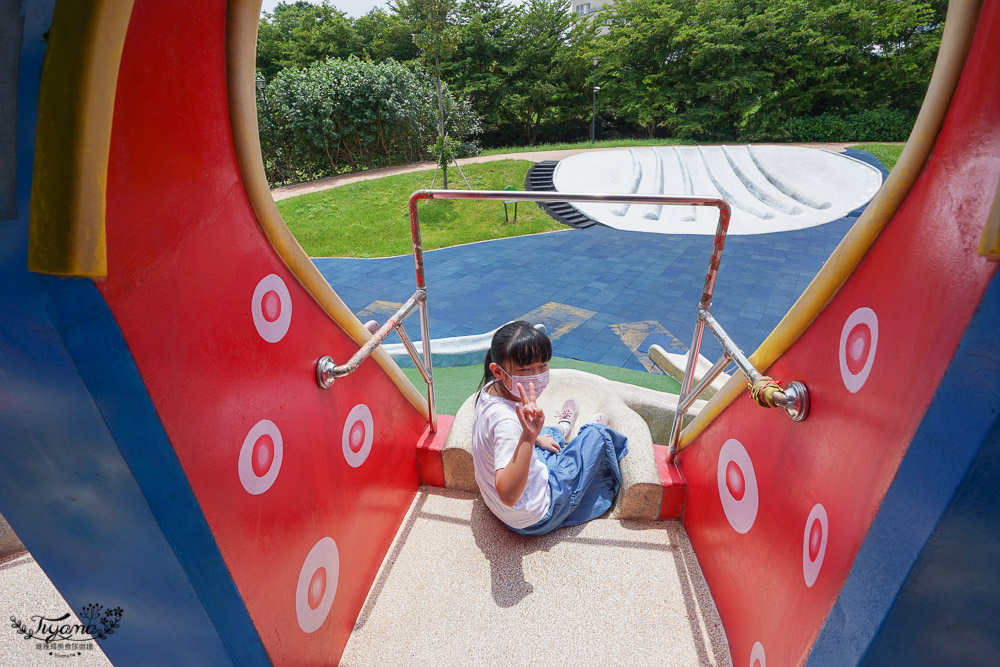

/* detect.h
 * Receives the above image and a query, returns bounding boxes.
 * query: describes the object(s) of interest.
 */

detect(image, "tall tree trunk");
[435,52,448,189]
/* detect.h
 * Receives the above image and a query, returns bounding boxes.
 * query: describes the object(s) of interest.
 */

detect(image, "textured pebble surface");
[1,488,730,666]
[341,487,731,666]
[0,552,112,666]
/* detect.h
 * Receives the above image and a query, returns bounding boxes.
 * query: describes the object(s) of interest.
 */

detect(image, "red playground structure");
[1,1,997,664]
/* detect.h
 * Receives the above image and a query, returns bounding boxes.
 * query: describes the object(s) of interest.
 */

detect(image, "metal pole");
[675,351,731,415]
[406,190,729,208]
[435,51,448,190]
[314,188,804,452]
[701,309,764,385]
[591,57,598,143]
[668,317,706,453]
[409,193,436,432]
[316,291,423,387]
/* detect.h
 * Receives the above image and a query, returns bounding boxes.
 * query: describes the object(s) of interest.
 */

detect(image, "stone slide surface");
[553,145,882,235]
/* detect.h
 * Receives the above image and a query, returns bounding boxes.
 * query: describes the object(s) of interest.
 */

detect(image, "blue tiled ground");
[313,149,887,374]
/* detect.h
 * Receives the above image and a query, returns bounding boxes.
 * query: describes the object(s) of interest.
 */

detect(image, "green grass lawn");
[403,357,683,416]
[849,143,905,171]
[277,159,563,258]
[277,143,906,259]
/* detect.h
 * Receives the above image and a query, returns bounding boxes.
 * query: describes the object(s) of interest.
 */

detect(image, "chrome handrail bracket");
[316,355,337,389]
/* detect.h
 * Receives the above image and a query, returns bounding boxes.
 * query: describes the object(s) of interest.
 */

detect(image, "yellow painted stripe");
[679,1,983,450]
[520,301,597,340]
[225,0,429,417]
[979,178,1000,260]
[28,0,134,277]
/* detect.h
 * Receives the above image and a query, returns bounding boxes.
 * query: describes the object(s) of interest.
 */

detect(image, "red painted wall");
[677,5,1000,665]
[97,2,426,663]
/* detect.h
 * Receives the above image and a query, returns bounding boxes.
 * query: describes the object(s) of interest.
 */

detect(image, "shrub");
[256,57,481,184]
[781,108,916,143]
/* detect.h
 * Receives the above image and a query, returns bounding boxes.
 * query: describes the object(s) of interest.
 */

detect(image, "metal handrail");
[315,189,438,433]
[314,187,808,444]
[407,188,731,440]
[665,309,810,459]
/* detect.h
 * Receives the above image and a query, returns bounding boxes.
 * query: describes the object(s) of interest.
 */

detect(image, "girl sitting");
[472,321,629,535]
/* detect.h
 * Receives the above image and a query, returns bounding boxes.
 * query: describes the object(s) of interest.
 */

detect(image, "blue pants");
[511,423,629,536]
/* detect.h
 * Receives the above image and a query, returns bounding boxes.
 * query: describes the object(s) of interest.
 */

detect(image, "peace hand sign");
[514,381,545,443]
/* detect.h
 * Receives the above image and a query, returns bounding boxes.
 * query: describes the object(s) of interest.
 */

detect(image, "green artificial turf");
[849,143,905,171]
[402,357,682,416]
[276,159,563,258]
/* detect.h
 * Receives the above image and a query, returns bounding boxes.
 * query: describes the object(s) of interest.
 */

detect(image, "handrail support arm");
[316,289,424,389]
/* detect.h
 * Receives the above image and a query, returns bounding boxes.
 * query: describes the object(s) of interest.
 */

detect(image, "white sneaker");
[588,413,610,427]
[556,398,579,438]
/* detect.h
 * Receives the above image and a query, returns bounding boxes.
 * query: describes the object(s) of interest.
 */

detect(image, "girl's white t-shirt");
[471,383,551,529]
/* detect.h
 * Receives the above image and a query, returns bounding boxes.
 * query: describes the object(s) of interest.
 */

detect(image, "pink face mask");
[497,365,549,399]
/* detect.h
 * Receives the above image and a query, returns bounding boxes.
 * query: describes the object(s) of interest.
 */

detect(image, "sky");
[260,0,393,19]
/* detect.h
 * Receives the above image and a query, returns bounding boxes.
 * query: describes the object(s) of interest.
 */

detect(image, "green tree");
[597,0,688,138]
[353,8,421,63]
[391,0,462,187]
[259,57,480,183]
[503,0,597,145]
[257,1,361,80]
[597,0,942,141]
[443,0,519,141]
[744,0,941,138]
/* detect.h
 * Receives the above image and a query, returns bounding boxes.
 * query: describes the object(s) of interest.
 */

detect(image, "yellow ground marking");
[519,302,596,340]
[357,300,405,322]
[610,320,687,374]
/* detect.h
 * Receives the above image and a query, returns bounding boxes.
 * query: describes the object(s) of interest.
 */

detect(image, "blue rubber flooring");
[313,149,887,375]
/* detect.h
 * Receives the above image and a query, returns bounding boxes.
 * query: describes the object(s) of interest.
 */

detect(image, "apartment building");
[573,0,614,17]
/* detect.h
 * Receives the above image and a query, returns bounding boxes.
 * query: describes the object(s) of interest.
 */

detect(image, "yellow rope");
[749,377,782,408]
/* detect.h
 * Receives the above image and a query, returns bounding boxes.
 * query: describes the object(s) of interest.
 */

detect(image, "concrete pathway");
[0,553,112,666]
[269,143,858,201]
[341,487,731,666]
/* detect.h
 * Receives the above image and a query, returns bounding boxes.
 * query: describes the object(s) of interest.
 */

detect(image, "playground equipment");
[552,145,884,234]
[1,1,997,665]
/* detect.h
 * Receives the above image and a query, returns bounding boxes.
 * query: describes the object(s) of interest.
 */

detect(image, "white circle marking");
[295,537,339,633]
[839,307,878,393]
[252,274,292,343]
[803,503,829,588]
[238,419,283,495]
[717,438,759,534]
[342,404,374,468]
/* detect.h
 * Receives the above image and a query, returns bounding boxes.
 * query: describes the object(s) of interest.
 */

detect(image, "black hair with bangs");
[477,320,552,397]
